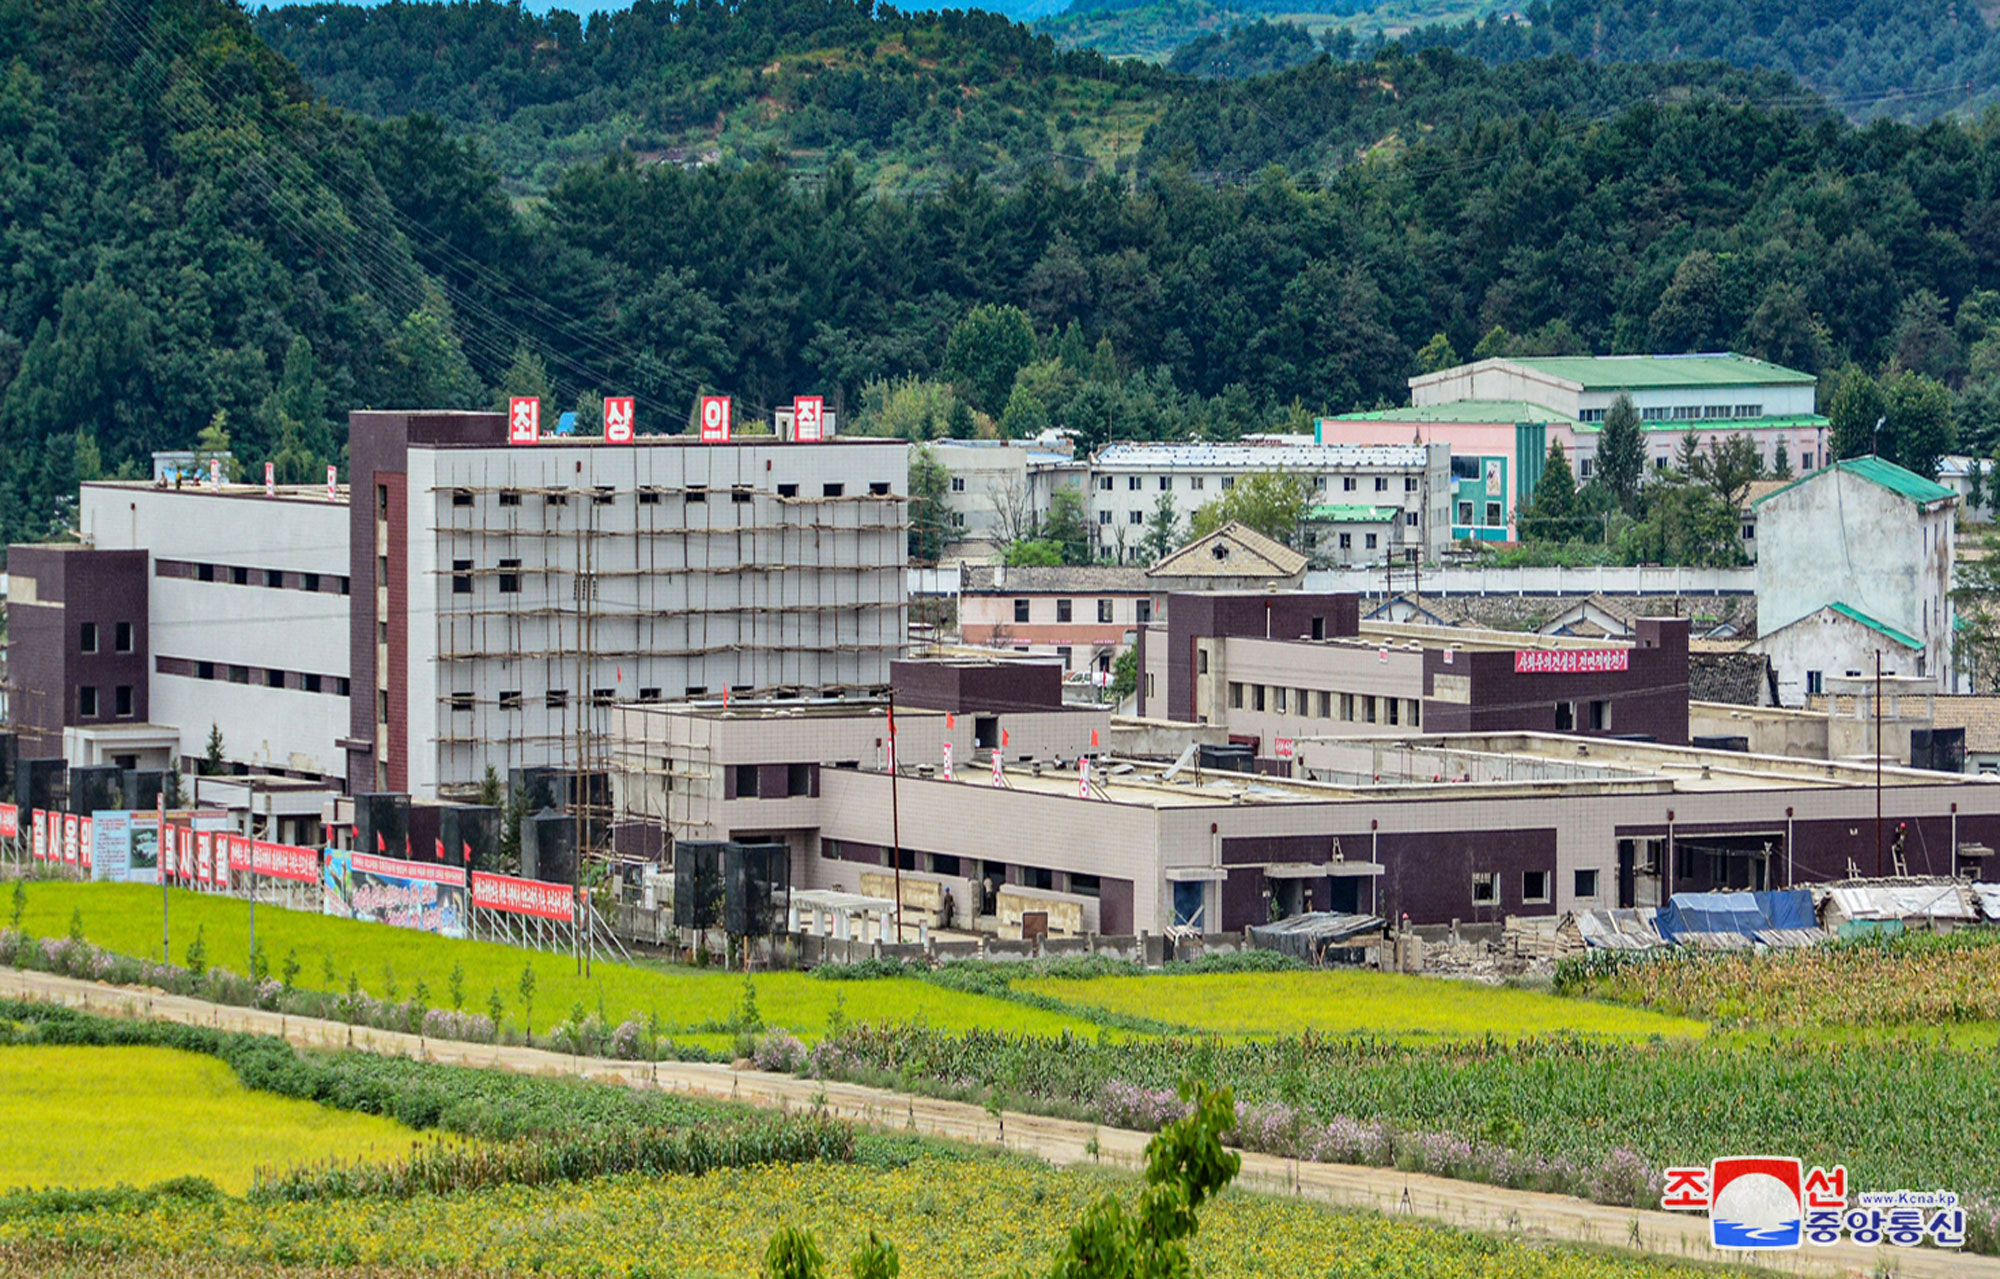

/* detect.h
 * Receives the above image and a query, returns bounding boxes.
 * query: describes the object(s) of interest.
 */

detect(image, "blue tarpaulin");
[1654,889,1814,941]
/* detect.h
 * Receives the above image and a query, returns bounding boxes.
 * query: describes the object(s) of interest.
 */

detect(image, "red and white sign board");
[80,816,92,870]
[508,396,541,445]
[1274,737,1295,759]
[1078,755,1091,799]
[472,871,574,921]
[0,803,16,839]
[178,827,194,881]
[700,395,732,443]
[1513,648,1630,674]
[326,464,339,499]
[30,809,45,859]
[227,838,317,883]
[992,750,1004,787]
[603,396,635,443]
[793,395,824,442]
[353,851,468,887]
[196,831,213,884]
[63,813,79,866]
[264,461,275,496]
[941,740,954,781]
[208,458,222,491]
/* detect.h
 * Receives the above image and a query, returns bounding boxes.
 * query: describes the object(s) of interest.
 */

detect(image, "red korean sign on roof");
[1513,648,1629,674]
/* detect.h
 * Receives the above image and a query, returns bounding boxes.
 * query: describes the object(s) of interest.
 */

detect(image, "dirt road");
[0,966,1981,1279]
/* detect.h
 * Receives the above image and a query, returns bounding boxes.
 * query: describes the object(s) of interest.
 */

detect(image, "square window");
[1190,476,1205,490]
[114,685,132,717]
[1485,502,1502,526]
[1343,477,1357,492]
[639,687,661,702]
[639,489,662,505]
[196,661,215,680]
[546,490,569,506]
[1128,476,1142,491]
[1405,511,1418,526]
[1274,687,1287,714]
[335,677,351,696]
[1128,509,1143,524]
[452,488,473,506]
[450,691,474,712]
[1317,691,1331,718]
[499,690,523,710]
[1253,684,1266,712]
[1555,702,1576,731]
[303,572,321,592]
[232,565,249,585]
[229,665,249,685]
[776,483,799,498]
[303,673,322,694]
[1098,476,1114,491]
[1136,599,1152,623]
[266,569,285,588]
[197,563,215,582]
[821,483,843,498]
[78,686,98,717]
[452,558,473,594]
[1229,682,1243,709]
[687,486,708,504]
[593,486,615,505]
[115,621,133,652]
[1589,700,1609,731]
[1057,599,1073,623]
[1159,476,1172,491]
[1097,510,1111,525]
[788,763,812,796]
[1471,872,1497,904]
[1522,870,1550,904]
[1374,476,1388,491]
[1404,476,1417,492]
[499,490,522,506]
[1220,475,1235,489]
[593,687,616,705]
[1014,599,1030,623]
[1574,868,1600,899]
[80,622,98,653]
[1057,644,1072,667]
[1364,533,1377,549]
[1338,533,1351,549]
[950,476,965,492]
[868,481,890,496]
[735,764,760,798]
[546,689,569,709]
[498,559,521,593]
[1097,599,1113,623]
[1456,501,1474,525]
[266,668,285,688]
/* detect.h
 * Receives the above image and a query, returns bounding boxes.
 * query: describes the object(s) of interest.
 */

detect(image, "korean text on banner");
[508,396,540,446]
[63,814,79,866]
[471,871,576,921]
[793,395,824,442]
[700,395,732,442]
[80,816,92,870]
[31,810,46,860]
[603,396,635,443]
[0,803,16,839]
[1513,648,1630,674]
[324,849,468,937]
[246,840,318,883]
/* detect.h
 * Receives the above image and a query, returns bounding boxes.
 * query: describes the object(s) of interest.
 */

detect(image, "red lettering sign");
[0,803,17,839]
[508,396,540,445]
[603,396,635,443]
[793,395,824,442]
[353,851,467,888]
[1512,648,1630,675]
[700,395,732,443]
[471,870,576,921]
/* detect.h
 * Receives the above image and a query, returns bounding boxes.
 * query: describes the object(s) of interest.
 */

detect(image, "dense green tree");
[1522,440,1587,543]
[1826,367,1888,462]
[491,343,556,414]
[1593,394,1645,512]
[942,305,1038,415]
[1042,489,1094,566]
[1416,332,1460,374]
[1002,539,1064,566]
[1187,471,1311,545]
[907,445,950,563]
[1881,370,1957,480]
[1140,492,1180,563]
[1689,432,1765,510]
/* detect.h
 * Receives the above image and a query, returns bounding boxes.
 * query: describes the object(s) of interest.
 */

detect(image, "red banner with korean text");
[471,871,576,921]
[0,803,17,839]
[229,839,318,884]
[1512,648,1630,674]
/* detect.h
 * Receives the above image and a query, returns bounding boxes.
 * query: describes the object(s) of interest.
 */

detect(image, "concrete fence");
[1305,564,1755,596]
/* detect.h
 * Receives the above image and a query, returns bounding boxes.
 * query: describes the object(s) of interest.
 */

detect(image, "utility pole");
[1875,649,1884,877]
[888,690,903,945]
[158,791,169,964]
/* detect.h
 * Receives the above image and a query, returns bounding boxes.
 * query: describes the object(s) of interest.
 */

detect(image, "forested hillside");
[1399,0,2000,123]
[14,0,2000,556]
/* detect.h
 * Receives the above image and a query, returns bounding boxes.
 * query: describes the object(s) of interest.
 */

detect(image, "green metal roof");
[1327,401,1573,425]
[1303,504,1399,523]
[1570,413,1828,435]
[1510,354,1817,389]
[1825,602,1923,650]
[1752,455,1956,508]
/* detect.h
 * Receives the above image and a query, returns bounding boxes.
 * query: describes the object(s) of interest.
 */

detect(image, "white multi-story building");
[352,411,910,799]
[1084,442,1450,564]
[925,438,1085,560]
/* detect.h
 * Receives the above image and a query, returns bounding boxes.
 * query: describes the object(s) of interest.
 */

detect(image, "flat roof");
[1510,354,1817,390]
[1328,401,1573,425]
[1094,443,1431,469]
[83,480,352,505]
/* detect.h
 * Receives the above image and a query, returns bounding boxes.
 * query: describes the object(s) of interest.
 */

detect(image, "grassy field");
[14,883,1097,1051]
[0,1046,432,1194]
[0,1155,1762,1279]
[1018,969,1706,1042]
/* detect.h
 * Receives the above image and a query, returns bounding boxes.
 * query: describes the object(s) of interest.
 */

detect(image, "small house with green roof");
[1749,456,1958,705]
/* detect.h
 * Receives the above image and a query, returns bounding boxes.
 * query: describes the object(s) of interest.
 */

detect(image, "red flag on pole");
[462,841,473,864]
[376,831,385,853]
[436,837,445,862]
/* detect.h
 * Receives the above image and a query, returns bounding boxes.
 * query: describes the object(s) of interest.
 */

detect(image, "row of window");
[1099,474,1418,495]
[75,684,136,719]
[821,841,1103,899]
[1576,404,1766,424]
[1471,868,1598,905]
[1305,531,1380,551]
[453,482,890,508]
[155,656,349,696]
[1012,597,1151,625]
[156,560,351,595]
[1228,684,1421,727]
[1455,501,1507,528]
[77,621,135,655]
